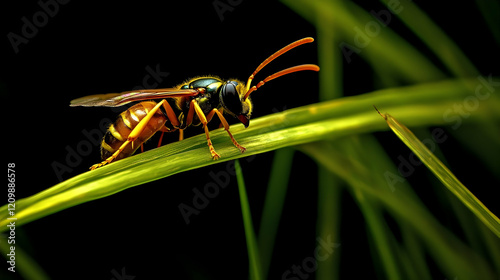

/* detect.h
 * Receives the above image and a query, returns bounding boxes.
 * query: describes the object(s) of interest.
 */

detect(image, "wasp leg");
[91,138,132,170]
[206,109,246,153]
[157,126,173,148]
[90,99,175,170]
[157,132,165,148]
[185,100,220,159]
[156,100,181,147]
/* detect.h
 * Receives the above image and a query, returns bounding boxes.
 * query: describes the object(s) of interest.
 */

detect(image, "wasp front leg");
[206,108,246,153]
[185,100,221,159]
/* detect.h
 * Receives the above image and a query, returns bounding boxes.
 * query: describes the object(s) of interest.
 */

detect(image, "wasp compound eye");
[221,81,243,114]
[221,81,238,98]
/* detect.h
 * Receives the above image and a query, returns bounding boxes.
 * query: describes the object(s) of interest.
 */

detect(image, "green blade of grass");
[257,147,294,279]
[476,0,500,45]
[376,109,500,238]
[337,135,404,279]
[378,0,500,180]
[235,159,262,280]
[399,223,431,280]
[352,189,401,280]
[449,124,500,180]
[379,0,478,77]
[315,10,344,279]
[1,78,499,231]
[281,0,446,82]
[0,240,50,280]
[316,166,342,280]
[300,141,495,279]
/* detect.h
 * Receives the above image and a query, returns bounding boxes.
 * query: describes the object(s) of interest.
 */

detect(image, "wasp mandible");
[70,37,319,170]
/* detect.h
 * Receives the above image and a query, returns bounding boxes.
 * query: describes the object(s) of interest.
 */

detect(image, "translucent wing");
[69,88,201,107]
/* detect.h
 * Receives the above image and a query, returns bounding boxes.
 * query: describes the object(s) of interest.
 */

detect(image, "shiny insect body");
[70,37,319,170]
[100,101,169,162]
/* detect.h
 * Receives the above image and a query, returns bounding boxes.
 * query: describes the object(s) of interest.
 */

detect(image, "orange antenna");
[243,37,319,101]
[243,64,320,101]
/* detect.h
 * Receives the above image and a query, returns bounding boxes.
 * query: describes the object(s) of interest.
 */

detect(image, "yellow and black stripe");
[100,101,171,160]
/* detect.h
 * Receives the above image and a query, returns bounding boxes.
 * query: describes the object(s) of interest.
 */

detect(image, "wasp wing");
[70,88,201,107]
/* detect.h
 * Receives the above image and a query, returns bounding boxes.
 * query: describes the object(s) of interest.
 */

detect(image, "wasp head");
[220,80,252,128]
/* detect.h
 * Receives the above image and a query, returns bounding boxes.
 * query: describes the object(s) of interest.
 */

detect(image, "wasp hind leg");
[91,139,134,170]
[90,99,178,170]
[157,126,177,148]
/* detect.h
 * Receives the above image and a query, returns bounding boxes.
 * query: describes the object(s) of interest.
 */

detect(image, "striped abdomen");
[101,101,169,161]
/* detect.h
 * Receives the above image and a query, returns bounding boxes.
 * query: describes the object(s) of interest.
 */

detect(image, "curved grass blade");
[235,159,262,280]
[281,0,446,82]
[379,0,478,77]
[300,141,495,279]
[1,79,499,231]
[375,108,500,238]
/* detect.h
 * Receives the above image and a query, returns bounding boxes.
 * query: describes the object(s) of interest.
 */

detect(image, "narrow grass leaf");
[281,0,445,82]
[379,0,478,77]
[235,159,262,280]
[0,241,50,280]
[258,147,294,279]
[315,12,344,280]
[300,141,494,279]
[376,109,500,238]
[1,79,498,231]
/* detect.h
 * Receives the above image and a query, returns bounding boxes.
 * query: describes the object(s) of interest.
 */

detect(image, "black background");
[2,0,499,279]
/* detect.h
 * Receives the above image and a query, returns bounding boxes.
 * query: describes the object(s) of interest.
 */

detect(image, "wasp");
[70,37,319,170]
